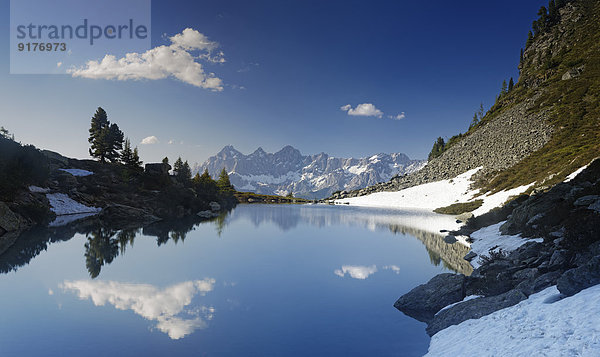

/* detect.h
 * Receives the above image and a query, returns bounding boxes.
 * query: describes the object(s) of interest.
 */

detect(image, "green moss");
[433,199,484,215]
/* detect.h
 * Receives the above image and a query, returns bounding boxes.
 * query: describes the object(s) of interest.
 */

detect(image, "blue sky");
[1,0,546,164]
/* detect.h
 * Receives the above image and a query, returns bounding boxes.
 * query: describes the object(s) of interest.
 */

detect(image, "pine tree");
[88,107,124,163]
[131,147,142,171]
[478,102,485,120]
[162,157,169,165]
[520,48,524,63]
[508,77,515,92]
[105,123,124,163]
[121,138,133,165]
[469,113,479,130]
[537,6,548,32]
[428,137,446,161]
[173,157,183,175]
[88,107,110,163]
[548,0,557,23]
[526,30,534,47]
[195,169,218,197]
[501,79,508,95]
[217,168,234,193]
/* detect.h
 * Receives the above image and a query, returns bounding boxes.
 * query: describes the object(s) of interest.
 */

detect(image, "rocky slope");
[331,0,599,201]
[194,145,425,199]
[391,0,600,342]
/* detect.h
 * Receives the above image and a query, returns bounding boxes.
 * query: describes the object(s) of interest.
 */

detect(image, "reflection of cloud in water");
[61,279,215,339]
[383,265,401,274]
[334,265,378,279]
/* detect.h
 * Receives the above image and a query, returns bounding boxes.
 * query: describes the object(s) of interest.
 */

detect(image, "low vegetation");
[433,200,484,215]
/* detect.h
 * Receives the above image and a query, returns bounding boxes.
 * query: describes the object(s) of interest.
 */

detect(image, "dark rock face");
[145,163,171,175]
[393,273,465,323]
[557,256,600,297]
[426,289,527,336]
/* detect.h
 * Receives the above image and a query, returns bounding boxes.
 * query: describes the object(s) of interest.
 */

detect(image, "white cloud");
[68,28,224,91]
[340,103,383,118]
[61,279,216,340]
[389,112,406,120]
[383,265,401,274]
[168,139,175,145]
[57,62,62,68]
[334,265,378,279]
[141,136,159,145]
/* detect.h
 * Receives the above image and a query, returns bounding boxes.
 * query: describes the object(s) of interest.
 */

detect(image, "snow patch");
[59,169,94,177]
[46,193,101,216]
[29,185,50,193]
[469,222,543,269]
[336,167,532,218]
[426,285,600,356]
[565,165,589,182]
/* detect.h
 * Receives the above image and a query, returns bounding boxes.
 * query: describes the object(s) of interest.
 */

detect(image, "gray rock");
[588,200,600,213]
[516,271,562,296]
[557,256,600,296]
[197,210,219,218]
[394,273,465,323]
[464,251,477,262]
[427,289,527,336]
[443,235,457,244]
[574,195,600,206]
[209,201,221,212]
[0,201,26,234]
[145,163,171,175]
[548,250,568,270]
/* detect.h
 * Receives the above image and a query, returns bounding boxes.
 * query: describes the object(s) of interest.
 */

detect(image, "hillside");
[194,145,425,199]
[334,0,599,201]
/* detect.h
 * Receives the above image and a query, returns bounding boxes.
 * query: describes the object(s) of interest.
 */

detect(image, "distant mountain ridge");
[193,145,426,199]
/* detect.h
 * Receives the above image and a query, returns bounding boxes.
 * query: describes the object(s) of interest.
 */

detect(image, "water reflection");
[0,204,472,279]
[61,279,216,339]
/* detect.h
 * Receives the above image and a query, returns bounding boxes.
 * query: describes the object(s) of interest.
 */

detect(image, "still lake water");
[0,204,470,356]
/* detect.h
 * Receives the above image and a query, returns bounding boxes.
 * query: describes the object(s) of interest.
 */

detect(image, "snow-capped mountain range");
[193,145,426,199]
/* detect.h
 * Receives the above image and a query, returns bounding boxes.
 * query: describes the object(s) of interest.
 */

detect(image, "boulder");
[197,210,219,218]
[515,271,562,296]
[0,201,26,234]
[209,202,221,211]
[145,163,171,175]
[557,256,600,296]
[426,289,527,336]
[394,273,465,323]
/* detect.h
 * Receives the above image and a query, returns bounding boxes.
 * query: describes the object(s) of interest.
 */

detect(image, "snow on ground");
[436,295,483,315]
[426,284,600,357]
[28,185,50,193]
[469,222,543,269]
[335,167,532,217]
[565,165,589,182]
[59,168,94,177]
[46,193,101,216]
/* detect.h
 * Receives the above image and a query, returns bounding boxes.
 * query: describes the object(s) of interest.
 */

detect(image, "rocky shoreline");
[0,152,237,256]
[394,158,600,337]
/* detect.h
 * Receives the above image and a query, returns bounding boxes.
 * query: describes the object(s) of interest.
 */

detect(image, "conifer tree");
[520,48,524,63]
[501,79,508,95]
[548,0,557,23]
[173,157,183,175]
[469,113,479,130]
[121,138,133,165]
[478,103,485,120]
[162,157,169,165]
[526,31,534,47]
[508,77,515,92]
[88,107,110,163]
[217,168,234,193]
[428,137,445,161]
[88,107,124,163]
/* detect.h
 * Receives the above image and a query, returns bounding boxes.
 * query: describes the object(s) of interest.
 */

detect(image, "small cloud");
[388,112,406,120]
[383,265,401,274]
[57,62,62,68]
[334,265,378,280]
[141,136,159,145]
[48,288,54,295]
[168,139,175,145]
[340,103,383,118]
